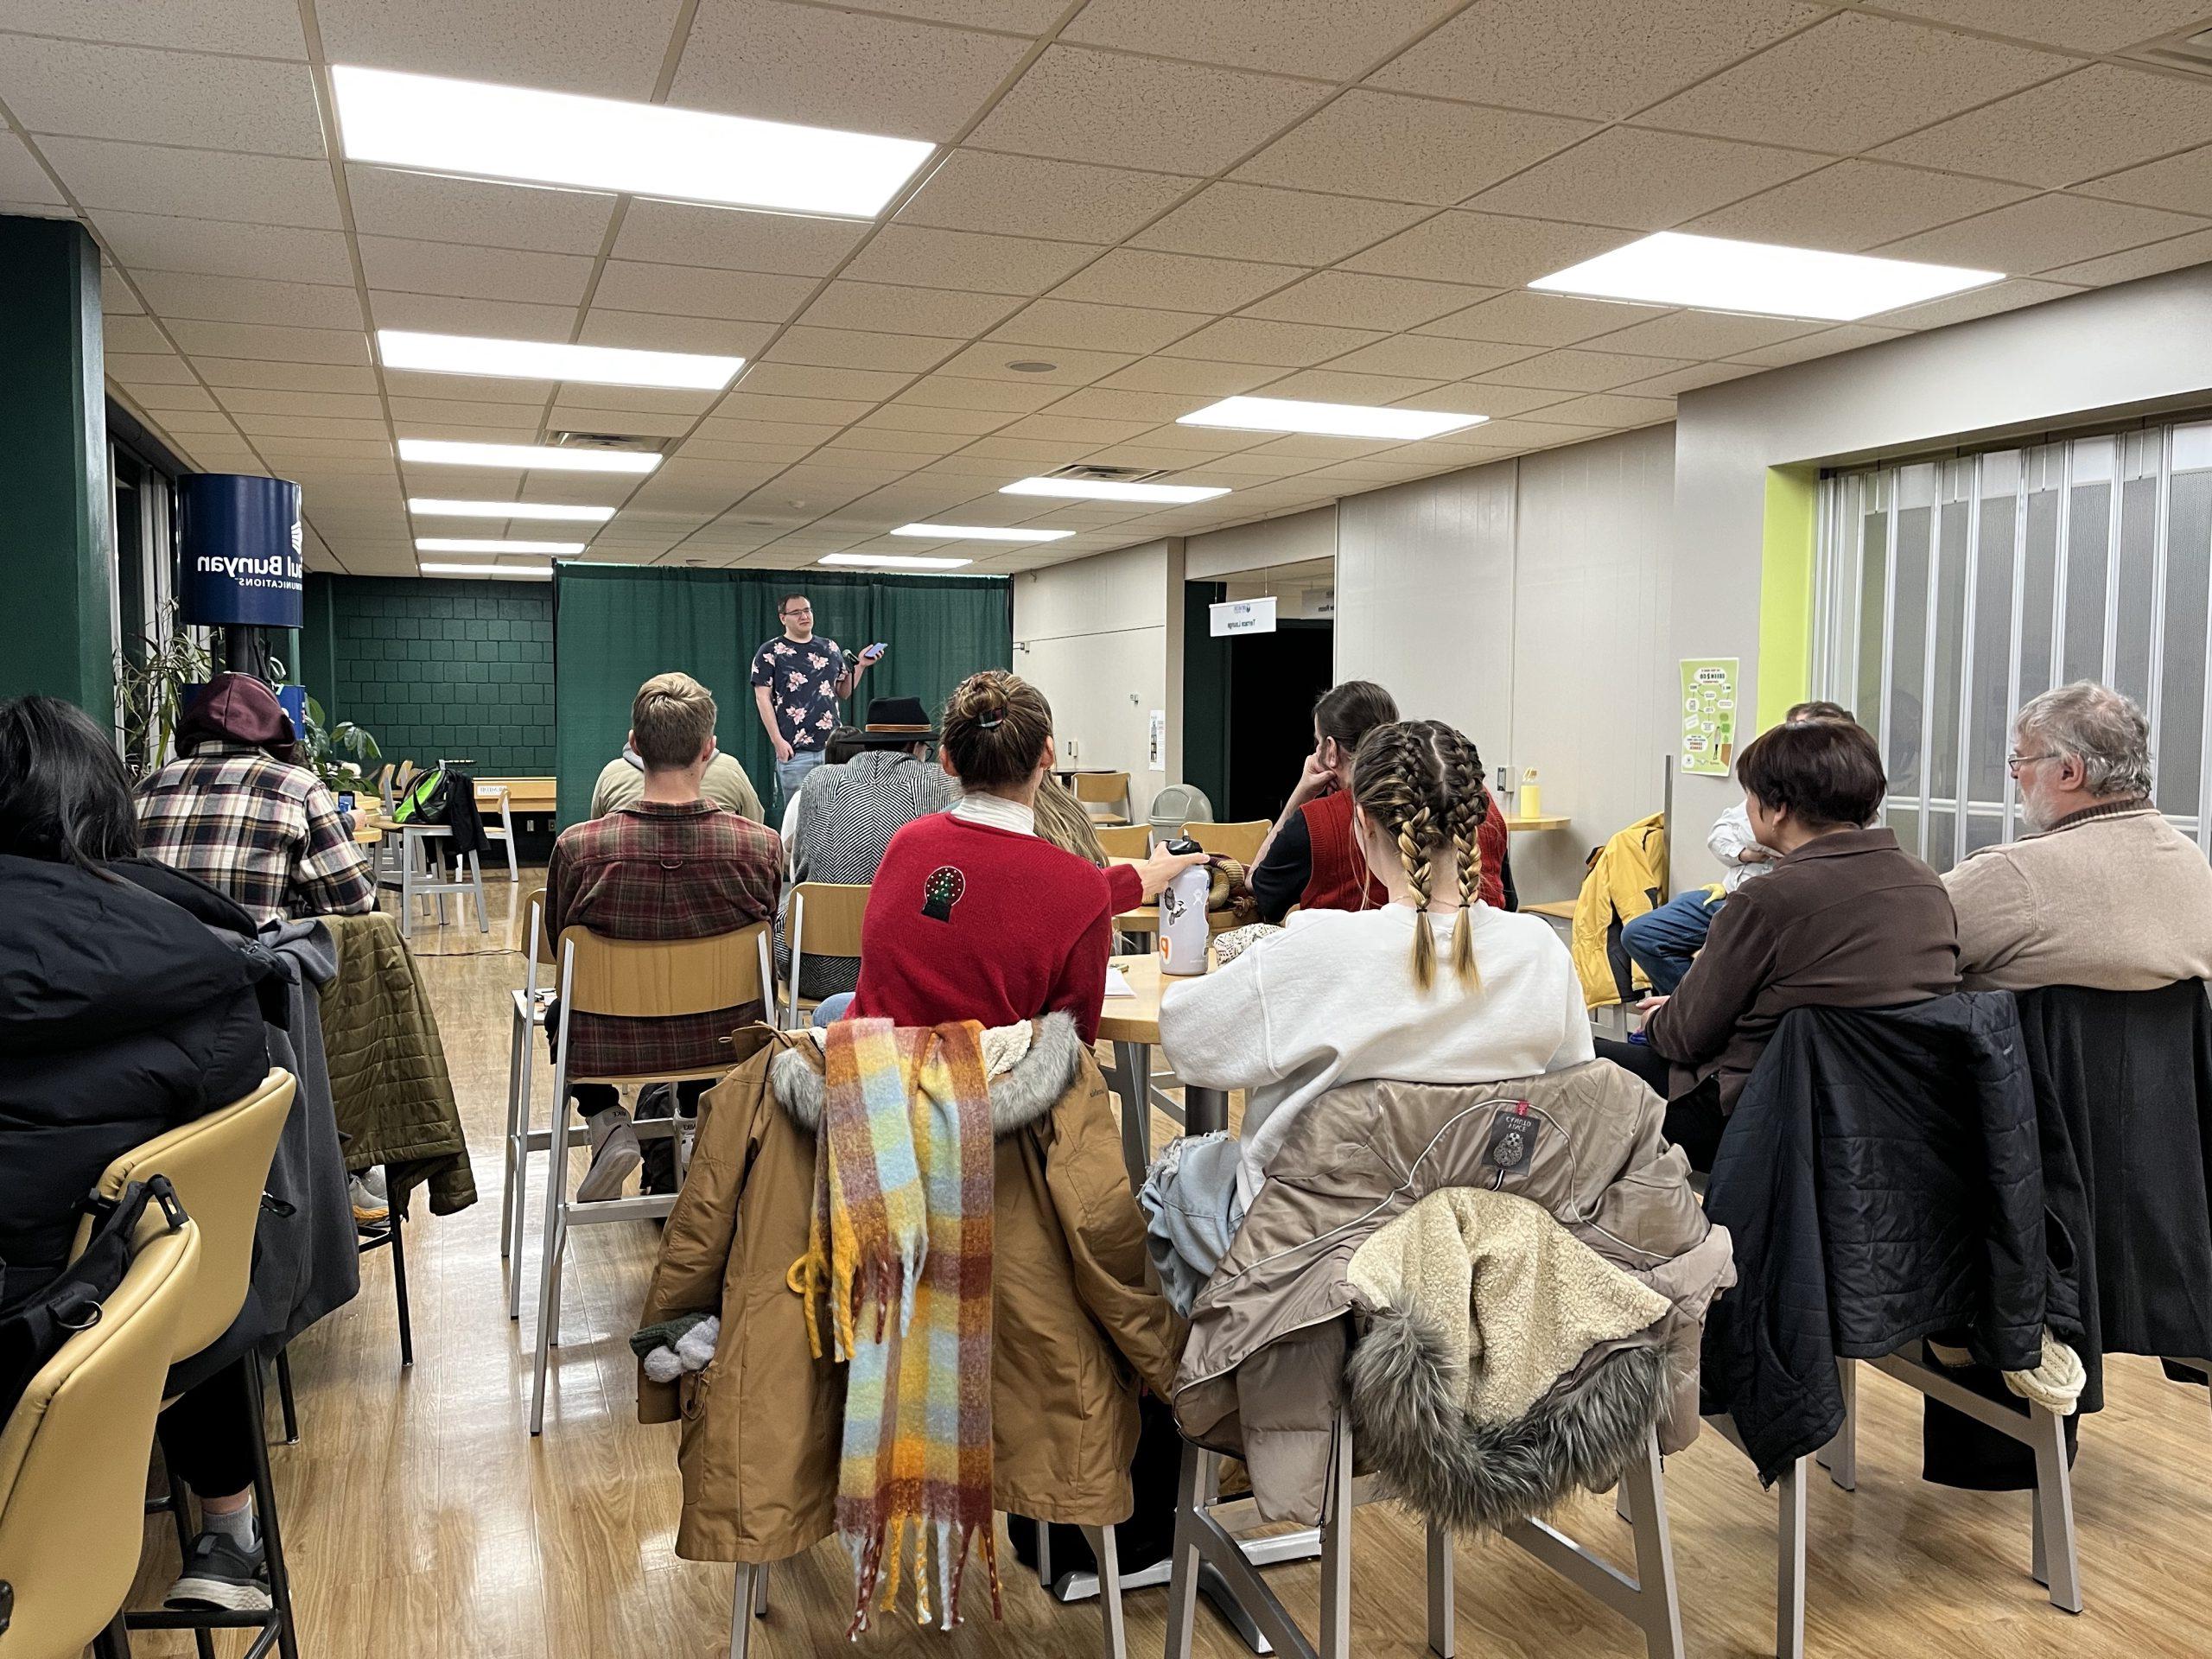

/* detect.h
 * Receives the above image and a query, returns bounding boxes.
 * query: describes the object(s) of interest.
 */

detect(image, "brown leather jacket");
[1173,1060,1734,1525]
[637,1014,1185,1563]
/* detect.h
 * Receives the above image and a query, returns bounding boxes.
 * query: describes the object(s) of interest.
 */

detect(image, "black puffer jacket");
[0,854,274,1313]
[1700,995,2048,1483]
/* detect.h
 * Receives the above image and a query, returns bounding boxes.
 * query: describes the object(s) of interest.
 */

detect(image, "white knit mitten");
[2003,1329,2086,1416]
[675,1314,721,1374]
[643,1345,684,1384]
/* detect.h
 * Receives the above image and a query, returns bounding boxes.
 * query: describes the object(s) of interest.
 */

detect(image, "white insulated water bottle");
[1158,836,1212,976]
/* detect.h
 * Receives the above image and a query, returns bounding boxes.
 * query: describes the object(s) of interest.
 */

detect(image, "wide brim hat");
[855,694,936,745]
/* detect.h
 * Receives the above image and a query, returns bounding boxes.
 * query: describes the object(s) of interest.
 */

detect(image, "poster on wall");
[1147,709,1166,771]
[1679,658,1738,776]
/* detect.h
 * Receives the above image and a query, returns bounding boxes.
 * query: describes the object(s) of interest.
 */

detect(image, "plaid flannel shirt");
[545,799,784,1079]
[137,741,377,927]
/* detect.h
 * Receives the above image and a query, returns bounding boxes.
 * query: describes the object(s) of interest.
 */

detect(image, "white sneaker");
[577,1107,641,1202]
[349,1171,390,1226]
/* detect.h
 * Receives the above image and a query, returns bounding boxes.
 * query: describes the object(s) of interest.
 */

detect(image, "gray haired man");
[1944,680,2212,991]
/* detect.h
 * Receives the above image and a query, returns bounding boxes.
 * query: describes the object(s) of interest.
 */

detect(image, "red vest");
[1297,786,1510,912]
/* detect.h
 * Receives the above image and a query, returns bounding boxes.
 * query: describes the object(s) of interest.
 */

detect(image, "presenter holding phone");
[751,592,884,810]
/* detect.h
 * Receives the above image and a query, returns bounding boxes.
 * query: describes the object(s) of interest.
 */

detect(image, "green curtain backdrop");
[552,563,1012,826]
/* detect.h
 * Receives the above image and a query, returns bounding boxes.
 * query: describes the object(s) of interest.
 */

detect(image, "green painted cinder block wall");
[302,575,555,775]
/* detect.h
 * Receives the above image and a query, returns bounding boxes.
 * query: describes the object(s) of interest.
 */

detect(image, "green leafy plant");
[298,693,383,794]
[112,611,213,778]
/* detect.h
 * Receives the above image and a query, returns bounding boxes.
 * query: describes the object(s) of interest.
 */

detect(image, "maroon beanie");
[177,672,297,762]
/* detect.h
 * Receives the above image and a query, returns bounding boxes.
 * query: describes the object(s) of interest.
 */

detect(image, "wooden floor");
[124,872,2212,1658]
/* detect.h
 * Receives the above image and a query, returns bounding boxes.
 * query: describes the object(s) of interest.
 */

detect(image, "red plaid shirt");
[137,741,377,927]
[545,799,783,1079]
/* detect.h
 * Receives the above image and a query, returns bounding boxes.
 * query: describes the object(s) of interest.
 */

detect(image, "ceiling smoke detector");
[1006,359,1058,373]
[552,430,666,453]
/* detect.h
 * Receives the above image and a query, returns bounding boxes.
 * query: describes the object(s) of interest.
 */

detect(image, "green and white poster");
[1680,658,1738,777]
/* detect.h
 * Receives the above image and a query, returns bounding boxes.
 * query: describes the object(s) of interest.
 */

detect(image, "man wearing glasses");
[750,593,883,811]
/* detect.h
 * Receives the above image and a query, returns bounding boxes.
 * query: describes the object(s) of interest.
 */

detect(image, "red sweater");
[850,816,1145,1044]
[1300,785,1510,912]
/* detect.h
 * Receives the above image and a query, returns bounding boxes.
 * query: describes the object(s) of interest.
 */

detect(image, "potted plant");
[297,694,383,814]
[113,611,213,778]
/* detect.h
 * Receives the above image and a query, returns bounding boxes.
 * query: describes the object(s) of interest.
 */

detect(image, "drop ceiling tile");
[193,358,378,393]
[1240,270,1496,330]
[965,44,1328,175]
[931,343,1136,385]
[1,0,308,54]
[234,412,391,441]
[168,320,371,365]
[799,280,1023,338]
[585,260,816,325]
[1634,14,2069,154]
[0,35,324,154]
[1874,0,2212,54]
[1612,360,1763,397]
[1135,182,1427,266]
[381,370,553,404]
[1528,392,1676,428]
[89,210,353,284]
[671,0,1025,142]
[1261,368,1451,403]
[1414,289,1669,347]
[856,402,1017,435]
[989,299,1212,354]
[342,168,617,256]
[1236,92,1595,207]
[677,437,822,464]
[690,417,842,448]
[315,0,685,99]
[766,325,965,373]
[895,375,1068,412]
[736,362,917,402]
[1394,382,1577,418]
[1065,0,1453,79]
[613,200,868,276]
[1467,128,1829,232]
[370,292,580,338]
[957,435,1096,464]
[107,352,199,386]
[257,436,395,459]
[134,271,361,331]
[1344,212,1631,286]
[1446,416,1609,450]
[1878,194,2208,276]
[397,417,553,442]
[1050,247,1302,313]
[382,396,538,428]
[899,149,1197,245]
[125,383,217,411]
[1479,348,1697,391]
[1725,322,1911,366]
[1319,334,1539,378]
[1160,316,1387,367]
[1098,357,1281,396]
[1371,0,1823,122]
[40,137,338,227]
[1036,386,1205,424]
[2077,145,2212,220]
[359,236,594,306]
[575,309,776,356]
[997,415,1157,447]
[1582,309,1823,358]
[1685,158,2040,251]
[100,268,145,313]
[0,132,62,205]
[1873,67,2212,190]
[1116,423,1274,453]
[2040,226,2212,287]
[840,225,1101,296]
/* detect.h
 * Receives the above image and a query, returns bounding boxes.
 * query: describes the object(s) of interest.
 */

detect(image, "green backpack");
[391,766,452,825]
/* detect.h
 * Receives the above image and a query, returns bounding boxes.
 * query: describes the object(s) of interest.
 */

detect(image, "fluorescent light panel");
[1529,231,2001,321]
[398,438,659,474]
[1001,477,1229,505]
[332,64,933,218]
[415,537,585,554]
[410,498,616,522]
[379,329,740,391]
[818,552,971,571]
[1179,396,1485,442]
[419,563,553,579]
[890,523,1074,543]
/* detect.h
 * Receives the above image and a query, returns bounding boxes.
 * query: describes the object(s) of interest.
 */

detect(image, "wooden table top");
[1503,814,1571,832]
[474,775,556,812]
[1098,952,1167,1044]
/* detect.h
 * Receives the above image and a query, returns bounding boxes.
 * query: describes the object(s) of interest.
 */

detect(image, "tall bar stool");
[502,887,558,1319]
[71,1071,301,1659]
[0,1193,201,1659]
[529,923,773,1433]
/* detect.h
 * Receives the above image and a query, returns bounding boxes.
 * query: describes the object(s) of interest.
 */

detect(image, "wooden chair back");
[785,883,870,960]
[1096,823,1153,860]
[1071,771,1132,807]
[1182,819,1269,864]
[558,922,772,1020]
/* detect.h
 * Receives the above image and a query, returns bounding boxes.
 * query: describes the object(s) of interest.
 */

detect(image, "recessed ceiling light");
[1001,477,1230,505]
[409,498,617,522]
[817,552,973,571]
[415,537,586,555]
[379,329,741,391]
[398,438,660,474]
[419,562,554,579]
[1529,231,2002,321]
[331,64,933,218]
[890,523,1075,543]
[1006,360,1058,373]
[1179,396,1486,442]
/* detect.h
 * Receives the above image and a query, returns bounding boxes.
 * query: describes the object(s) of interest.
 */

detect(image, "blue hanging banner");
[178,473,305,629]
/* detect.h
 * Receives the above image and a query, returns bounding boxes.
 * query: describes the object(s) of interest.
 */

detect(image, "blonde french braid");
[1440,739,1486,990]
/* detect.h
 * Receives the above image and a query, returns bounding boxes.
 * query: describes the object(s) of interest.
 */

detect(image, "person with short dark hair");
[749,592,880,813]
[1622,700,1859,993]
[1602,714,1958,1166]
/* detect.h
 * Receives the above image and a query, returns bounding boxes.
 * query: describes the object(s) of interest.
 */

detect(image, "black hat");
[852,695,936,747]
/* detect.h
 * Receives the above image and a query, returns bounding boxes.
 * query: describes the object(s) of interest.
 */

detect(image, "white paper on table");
[1103,967,1136,998]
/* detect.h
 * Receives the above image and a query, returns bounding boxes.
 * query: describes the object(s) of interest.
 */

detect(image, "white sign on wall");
[1148,709,1166,771]
[1211,595,1278,637]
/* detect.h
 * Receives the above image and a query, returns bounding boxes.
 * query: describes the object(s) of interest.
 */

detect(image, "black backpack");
[0,1175,188,1421]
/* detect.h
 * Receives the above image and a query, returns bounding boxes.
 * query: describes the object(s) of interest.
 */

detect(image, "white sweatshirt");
[1158,903,1595,1205]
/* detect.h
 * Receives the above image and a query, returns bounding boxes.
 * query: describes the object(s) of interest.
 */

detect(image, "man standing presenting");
[750,592,881,810]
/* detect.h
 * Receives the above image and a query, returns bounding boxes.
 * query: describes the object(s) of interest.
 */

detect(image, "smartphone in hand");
[861,642,888,663]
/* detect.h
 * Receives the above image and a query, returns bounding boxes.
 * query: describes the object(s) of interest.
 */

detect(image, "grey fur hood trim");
[1347,1310,1663,1535]
[769,1009,1084,1136]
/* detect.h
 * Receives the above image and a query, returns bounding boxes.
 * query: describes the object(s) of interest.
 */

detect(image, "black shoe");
[167,1528,273,1613]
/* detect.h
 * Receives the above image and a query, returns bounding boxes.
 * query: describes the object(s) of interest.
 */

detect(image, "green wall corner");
[1756,466,1817,730]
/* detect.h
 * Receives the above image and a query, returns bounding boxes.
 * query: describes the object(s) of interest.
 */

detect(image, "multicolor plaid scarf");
[795,1019,1001,1636]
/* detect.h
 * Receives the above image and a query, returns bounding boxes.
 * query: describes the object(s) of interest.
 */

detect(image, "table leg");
[1185,1085,1230,1137]
[1113,1040,1152,1191]
[398,829,416,942]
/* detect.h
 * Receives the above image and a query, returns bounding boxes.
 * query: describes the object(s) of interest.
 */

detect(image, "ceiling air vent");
[1045,462,1170,484]
[2126,26,2212,76]
[552,430,666,454]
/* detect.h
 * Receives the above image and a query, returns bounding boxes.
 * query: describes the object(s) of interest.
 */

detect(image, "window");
[1815,418,2212,873]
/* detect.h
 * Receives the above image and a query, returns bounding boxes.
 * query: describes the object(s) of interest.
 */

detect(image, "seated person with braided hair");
[1161,719,1592,1215]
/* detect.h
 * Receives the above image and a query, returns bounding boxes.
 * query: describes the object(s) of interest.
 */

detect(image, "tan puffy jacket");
[637,1014,1185,1563]
[1173,1059,1733,1525]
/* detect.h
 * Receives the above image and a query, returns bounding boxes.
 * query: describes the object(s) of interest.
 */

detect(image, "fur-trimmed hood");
[768,1009,1085,1139]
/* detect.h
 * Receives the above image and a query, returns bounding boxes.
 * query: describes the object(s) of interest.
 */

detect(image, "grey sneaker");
[577,1106,641,1202]
[168,1528,272,1612]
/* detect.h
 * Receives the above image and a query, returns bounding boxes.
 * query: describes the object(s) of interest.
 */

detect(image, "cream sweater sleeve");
[1943,850,2038,983]
[1157,944,1283,1092]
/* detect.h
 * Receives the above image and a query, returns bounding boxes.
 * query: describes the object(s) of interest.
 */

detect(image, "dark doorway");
[1224,620,1334,822]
